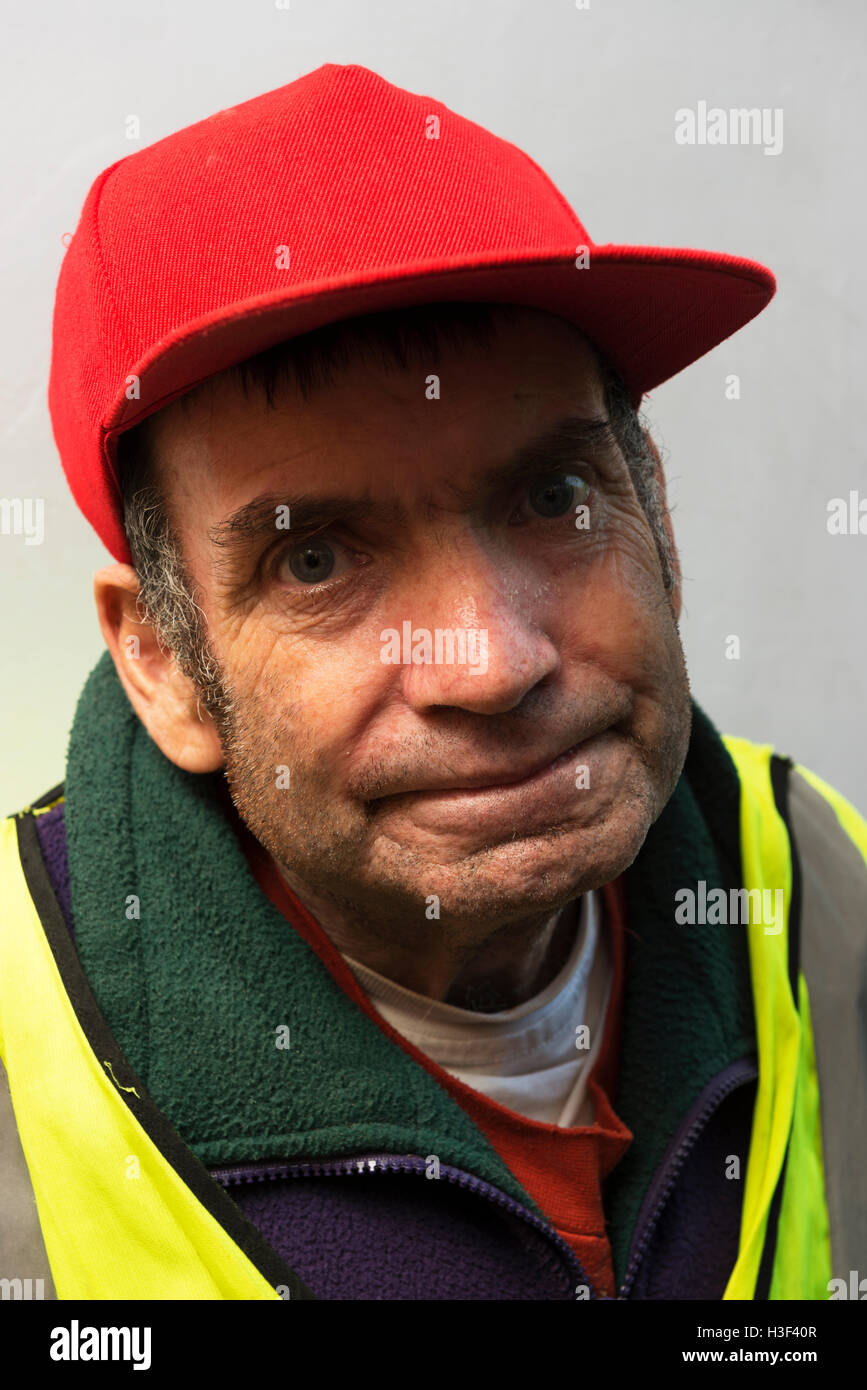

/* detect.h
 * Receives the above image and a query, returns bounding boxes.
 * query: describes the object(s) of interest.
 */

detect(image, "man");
[2,63,865,1302]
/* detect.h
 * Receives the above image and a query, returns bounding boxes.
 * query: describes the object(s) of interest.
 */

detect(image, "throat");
[443,900,583,1012]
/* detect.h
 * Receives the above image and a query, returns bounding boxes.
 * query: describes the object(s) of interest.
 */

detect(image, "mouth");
[404,740,588,798]
[371,725,624,841]
[376,716,618,803]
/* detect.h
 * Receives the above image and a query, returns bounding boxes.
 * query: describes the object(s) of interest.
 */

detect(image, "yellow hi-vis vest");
[0,738,864,1299]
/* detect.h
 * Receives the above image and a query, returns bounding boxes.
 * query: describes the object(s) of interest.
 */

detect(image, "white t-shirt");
[343,891,612,1128]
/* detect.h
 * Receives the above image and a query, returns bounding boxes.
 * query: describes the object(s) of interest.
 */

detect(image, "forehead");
[144,308,607,527]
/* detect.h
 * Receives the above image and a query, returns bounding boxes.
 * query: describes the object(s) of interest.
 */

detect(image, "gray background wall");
[2,0,865,815]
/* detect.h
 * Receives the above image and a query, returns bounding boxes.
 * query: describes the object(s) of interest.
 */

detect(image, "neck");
[270,857,582,1010]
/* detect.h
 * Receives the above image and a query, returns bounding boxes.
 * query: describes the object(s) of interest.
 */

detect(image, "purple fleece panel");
[628,1078,757,1299]
[215,1168,579,1300]
[34,802,75,938]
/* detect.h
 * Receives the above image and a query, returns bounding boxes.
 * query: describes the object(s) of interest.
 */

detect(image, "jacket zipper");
[616,1056,759,1299]
[209,1054,757,1302]
[210,1152,599,1299]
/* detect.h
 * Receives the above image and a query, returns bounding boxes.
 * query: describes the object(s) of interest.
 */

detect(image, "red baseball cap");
[48,62,776,565]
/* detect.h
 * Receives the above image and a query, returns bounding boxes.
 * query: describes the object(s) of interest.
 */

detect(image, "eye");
[274,536,351,586]
[526,471,592,519]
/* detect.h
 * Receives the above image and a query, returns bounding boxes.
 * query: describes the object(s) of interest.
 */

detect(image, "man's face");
[146,308,691,937]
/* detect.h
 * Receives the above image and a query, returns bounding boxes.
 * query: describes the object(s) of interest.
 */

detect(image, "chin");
[388,796,656,925]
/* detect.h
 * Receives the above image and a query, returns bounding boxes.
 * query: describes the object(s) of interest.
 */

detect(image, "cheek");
[547,531,679,690]
[224,619,394,783]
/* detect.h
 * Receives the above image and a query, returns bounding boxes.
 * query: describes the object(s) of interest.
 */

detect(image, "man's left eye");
[526,472,591,518]
[273,535,354,587]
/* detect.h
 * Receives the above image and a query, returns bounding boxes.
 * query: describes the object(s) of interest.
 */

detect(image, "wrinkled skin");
[96,308,691,1006]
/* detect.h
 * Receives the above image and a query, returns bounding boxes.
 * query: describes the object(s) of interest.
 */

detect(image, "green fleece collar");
[64,650,755,1281]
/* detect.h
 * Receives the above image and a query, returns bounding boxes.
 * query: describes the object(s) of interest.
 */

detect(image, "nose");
[385,536,560,716]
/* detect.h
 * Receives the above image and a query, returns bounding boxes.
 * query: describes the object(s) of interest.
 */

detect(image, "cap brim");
[104,243,775,445]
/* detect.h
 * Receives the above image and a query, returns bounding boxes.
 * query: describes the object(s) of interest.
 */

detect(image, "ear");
[93,563,224,773]
[641,430,682,624]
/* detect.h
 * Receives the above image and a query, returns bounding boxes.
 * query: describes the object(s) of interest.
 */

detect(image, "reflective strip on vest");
[721,737,831,1300]
[0,813,283,1300]
[789,763,867,1279]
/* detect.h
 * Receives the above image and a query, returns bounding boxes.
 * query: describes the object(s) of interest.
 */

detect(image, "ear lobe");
[93,562,225,774]
[156,660,226,773]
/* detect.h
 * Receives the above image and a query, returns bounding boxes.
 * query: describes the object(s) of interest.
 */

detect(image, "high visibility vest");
[0,738,864,1299]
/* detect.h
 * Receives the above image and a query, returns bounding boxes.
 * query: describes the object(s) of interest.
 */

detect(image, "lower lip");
[385,731,622,838]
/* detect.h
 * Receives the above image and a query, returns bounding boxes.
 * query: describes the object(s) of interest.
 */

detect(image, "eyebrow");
[207,413,619,560]
[457,413,619,506]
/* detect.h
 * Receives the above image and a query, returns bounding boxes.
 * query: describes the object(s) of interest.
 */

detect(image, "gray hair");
[118,303,675,708]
